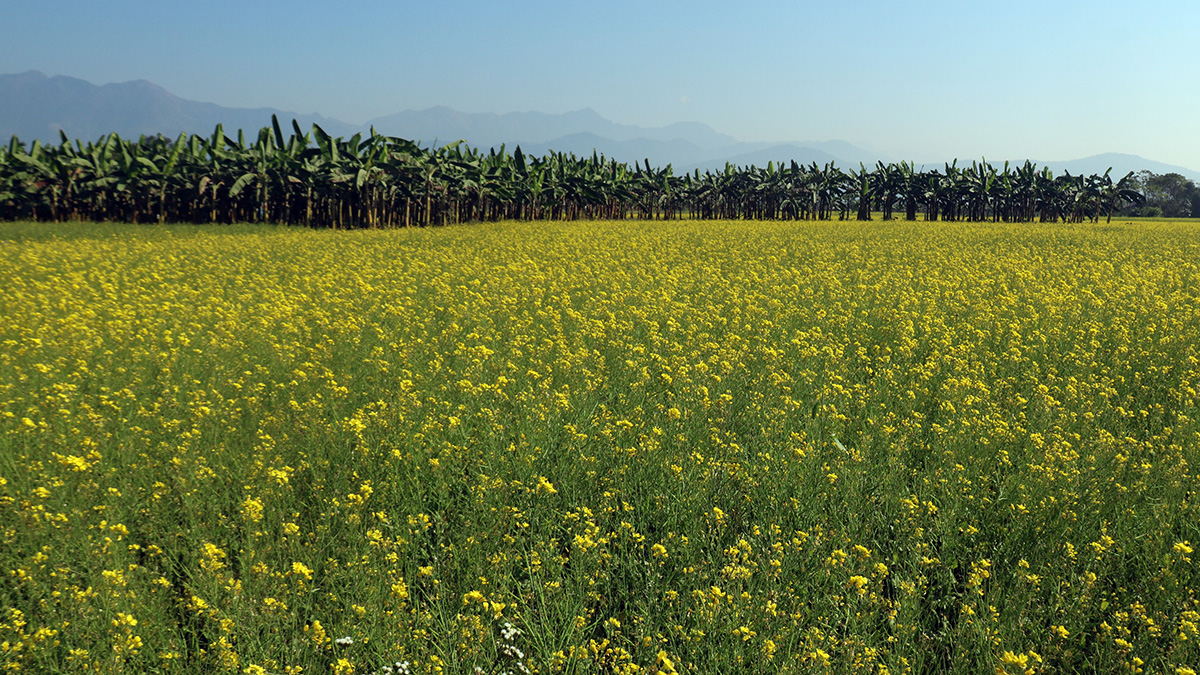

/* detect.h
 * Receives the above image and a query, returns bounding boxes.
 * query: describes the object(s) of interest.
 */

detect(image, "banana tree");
[2,121,1151,228]
[1098,170,1144,223]
[850,164,873,221]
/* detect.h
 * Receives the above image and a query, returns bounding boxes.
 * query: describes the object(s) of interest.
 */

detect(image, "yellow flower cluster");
[1,218,1198,673]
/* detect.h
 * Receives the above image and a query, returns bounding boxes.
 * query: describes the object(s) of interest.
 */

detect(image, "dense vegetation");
[1123,171,1200,218]
[2,219,1198,674]
[0,118,1149,227]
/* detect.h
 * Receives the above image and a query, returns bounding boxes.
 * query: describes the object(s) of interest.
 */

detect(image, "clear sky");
[5,0,1199,170]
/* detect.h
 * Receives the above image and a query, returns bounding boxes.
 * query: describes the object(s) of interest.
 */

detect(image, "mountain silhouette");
[3,71,1196,179]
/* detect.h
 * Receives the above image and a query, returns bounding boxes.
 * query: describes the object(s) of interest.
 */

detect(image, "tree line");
[1123,171,1200,218]
[0,117,1166,227]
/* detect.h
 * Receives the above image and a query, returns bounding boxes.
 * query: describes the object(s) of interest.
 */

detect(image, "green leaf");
[229,172,256,197]
[163,132,187,176]
[272,114,286,150]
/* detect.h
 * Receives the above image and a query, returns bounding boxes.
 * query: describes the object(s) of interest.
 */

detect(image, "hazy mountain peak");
[563,107,604,118]
[1028,153,1200,181]
[0,71,360,141]
[10,69,48,81]
[363,105,735,150]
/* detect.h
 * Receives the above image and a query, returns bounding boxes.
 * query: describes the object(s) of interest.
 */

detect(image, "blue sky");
[5,0,1199,170]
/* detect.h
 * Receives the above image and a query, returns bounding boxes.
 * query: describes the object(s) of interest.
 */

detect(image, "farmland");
[1,218,1198,674]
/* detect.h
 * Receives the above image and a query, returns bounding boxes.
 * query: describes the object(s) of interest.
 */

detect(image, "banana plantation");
[0,116,1144,227]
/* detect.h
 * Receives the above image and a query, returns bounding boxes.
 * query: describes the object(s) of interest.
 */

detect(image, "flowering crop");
[1,219,1198,674]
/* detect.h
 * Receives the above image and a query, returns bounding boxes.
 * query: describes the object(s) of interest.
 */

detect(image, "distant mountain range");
[0,71,360,142]
[1014,153,1200,182]
[4,71,1198,180]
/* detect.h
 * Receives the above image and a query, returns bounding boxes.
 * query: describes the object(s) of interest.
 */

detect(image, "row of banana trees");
[0,117,1144,226]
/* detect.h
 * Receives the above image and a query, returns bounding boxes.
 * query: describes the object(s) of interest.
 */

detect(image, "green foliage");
[0,123,1157,226]
[1124,171,1199,218]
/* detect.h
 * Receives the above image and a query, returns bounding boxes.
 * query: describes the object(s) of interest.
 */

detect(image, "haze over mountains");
[4,71,1197,180]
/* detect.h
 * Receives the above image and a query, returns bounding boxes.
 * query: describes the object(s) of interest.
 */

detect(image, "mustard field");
[1,219,1198,675]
